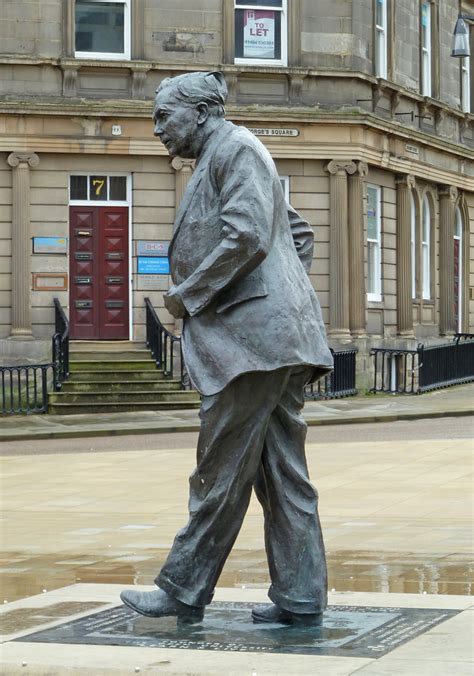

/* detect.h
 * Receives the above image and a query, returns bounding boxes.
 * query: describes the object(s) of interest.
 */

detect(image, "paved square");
[14,602,459,659]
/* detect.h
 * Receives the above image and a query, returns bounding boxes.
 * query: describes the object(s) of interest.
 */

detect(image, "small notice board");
[137,257,170,275]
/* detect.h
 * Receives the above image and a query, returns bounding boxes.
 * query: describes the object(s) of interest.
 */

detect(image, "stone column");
[325,160,357,339]
[171,157,194,209]
[171,158,194,334]
[438,185,458,335]
[7,152,39,340]
[395,174,416,337]
[348,161,368,337]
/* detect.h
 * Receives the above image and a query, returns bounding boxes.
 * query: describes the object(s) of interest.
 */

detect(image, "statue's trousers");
[156,366,327,613]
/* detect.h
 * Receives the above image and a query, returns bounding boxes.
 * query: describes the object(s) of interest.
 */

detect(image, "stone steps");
[48,341,198,415]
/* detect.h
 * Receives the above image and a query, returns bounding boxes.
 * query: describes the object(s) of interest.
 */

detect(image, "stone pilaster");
[438,185,458,335]
[7,152,40,339]
[171,157,194,334]
[325,160,357,339]
[395,174,416,337]
[348,161,368,337]
[171,157,195,209]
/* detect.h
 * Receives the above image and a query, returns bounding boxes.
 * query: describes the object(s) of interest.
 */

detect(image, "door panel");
[100,208,129,339]
[70,206,129,339]
[70,208,99,338]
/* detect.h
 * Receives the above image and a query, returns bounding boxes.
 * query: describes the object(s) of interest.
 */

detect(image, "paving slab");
[1,383,473,442]
[0,585,472,675]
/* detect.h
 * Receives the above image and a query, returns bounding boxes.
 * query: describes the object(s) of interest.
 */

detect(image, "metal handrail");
[144,297,188,386]
[52,297,69,391]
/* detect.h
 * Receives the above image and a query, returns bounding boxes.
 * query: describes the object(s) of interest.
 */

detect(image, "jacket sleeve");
[287,203,314,274]
[177,140,274,317]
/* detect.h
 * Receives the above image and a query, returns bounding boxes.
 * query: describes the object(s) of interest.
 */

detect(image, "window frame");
[410,192,416,299]
[74,0,131,61]
[461,55,471,113]
[420,1,432,97]
[69,172,131,206]
[279,175,290,202]
[421,195,431,300]
[234,0,288,67]
[454,207,463,333]
[366,184,383,303]
[375,0,388,79]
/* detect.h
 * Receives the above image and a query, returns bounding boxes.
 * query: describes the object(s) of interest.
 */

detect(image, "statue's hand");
[164,286,187,319]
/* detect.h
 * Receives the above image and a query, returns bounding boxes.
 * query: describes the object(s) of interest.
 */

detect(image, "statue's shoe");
[120,588,204,624]
[252,603,323,626]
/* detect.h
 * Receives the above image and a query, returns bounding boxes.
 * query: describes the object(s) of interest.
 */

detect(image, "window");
[279,176,289,202]
[375,0,388,78]
[410,192,416,299]
[420,1,432,96]
[234,0,287,66]
[461,56,471,113]
[70,175,128,203]
[454,207,463,332]
[367,185,382,301]
[75,0,130,60]
[421,196,431,299]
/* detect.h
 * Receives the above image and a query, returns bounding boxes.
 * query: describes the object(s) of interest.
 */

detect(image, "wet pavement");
[1,409,473,674]
[1,416,472,605]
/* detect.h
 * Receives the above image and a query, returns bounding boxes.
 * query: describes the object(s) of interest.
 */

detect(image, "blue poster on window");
[137,257,170,274]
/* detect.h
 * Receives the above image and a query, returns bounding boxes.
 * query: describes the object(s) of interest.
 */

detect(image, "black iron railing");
[370,339,474,394]
[145,297,189,387]
[454,333,474,343]
[305,348,358,400]
[370,347,421,394]
[52,297,69,391]
[418,340,474,392]
[1,363,54,414]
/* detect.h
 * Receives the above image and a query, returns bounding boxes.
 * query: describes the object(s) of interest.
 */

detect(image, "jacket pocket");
[216,274,268,314]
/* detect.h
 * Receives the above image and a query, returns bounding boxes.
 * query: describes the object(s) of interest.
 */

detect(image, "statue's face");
[153,89,200,159]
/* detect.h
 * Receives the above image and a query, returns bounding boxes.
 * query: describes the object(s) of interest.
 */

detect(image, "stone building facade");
[0,0,473,386]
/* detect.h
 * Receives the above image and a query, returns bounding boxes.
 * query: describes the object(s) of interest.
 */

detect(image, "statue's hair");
[156,71,227,117]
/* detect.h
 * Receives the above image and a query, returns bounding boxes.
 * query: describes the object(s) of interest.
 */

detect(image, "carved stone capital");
[355,161,369,177]
[171,157,195,172]
[395,173,416,190]
[459,117,469,137]
[325,160,357,176]
[131,68,149,100]
[371,82,383,111]
[390,90,401,118]
[225,73,238,103]
[288,74,305,103]
[61,66,78,97]
[7,152,39,169]
[438,185,458,202]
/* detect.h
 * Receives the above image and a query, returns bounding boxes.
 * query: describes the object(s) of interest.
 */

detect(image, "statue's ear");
[196,101,210,125]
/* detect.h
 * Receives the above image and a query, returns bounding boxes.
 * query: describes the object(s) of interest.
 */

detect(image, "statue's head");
[153,72,228,159]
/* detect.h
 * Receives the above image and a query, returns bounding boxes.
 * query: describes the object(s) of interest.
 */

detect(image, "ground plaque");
[15,602,459,658]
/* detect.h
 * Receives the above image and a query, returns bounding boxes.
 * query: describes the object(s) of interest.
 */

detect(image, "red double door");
[69,206,129,339]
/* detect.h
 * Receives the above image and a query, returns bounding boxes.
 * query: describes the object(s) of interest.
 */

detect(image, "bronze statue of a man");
[121,71,333,626]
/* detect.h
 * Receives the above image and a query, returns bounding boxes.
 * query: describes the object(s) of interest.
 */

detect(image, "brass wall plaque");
[32,273,68,291]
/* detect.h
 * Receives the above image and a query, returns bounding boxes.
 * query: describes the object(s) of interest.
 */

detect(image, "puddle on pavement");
[0,602,106,635]
[1,549,472,604]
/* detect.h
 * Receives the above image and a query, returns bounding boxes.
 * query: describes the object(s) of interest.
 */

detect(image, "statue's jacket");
[168,119,334,396]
